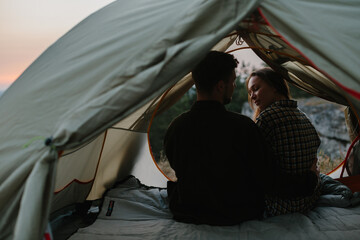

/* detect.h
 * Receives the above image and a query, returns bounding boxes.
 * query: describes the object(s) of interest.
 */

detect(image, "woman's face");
[247,75,277,112]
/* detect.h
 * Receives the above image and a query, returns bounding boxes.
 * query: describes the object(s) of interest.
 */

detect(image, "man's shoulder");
[226,111,255,125]
[166,111,192,131]
[171,111,191,123]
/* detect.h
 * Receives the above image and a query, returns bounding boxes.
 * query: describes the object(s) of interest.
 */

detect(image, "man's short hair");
[192,51,238,93]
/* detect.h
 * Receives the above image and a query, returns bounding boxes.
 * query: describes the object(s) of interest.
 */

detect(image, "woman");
[246,67,320,216]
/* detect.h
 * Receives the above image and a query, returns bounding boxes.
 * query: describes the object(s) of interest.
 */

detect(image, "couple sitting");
[164,51,320,225]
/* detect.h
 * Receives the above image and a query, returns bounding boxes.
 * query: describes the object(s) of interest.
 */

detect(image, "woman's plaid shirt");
[256,100,321,216]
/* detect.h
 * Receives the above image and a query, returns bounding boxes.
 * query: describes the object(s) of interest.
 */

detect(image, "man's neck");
[197,92,223,104]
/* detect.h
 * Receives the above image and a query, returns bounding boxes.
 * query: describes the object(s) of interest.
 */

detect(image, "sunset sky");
[0,0,115,91]
[0,0,262,92]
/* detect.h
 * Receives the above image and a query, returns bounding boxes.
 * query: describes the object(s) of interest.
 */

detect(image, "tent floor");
[63,175,360,240]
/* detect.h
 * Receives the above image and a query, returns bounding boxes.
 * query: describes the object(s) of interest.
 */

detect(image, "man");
[164,51,317,225]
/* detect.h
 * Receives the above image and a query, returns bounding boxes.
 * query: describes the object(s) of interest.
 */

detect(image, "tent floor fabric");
[61,176,360,240]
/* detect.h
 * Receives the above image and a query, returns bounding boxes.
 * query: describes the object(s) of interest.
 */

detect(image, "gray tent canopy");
[0,0,359,239]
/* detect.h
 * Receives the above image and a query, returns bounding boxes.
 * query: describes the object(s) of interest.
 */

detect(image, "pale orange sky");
[0,0,263,91]
[0,0,115,91]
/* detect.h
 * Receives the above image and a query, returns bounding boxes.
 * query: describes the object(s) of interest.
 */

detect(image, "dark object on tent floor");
[51,201,101,240]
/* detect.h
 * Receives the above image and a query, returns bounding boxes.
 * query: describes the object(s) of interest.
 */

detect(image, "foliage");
[226,77,249,113]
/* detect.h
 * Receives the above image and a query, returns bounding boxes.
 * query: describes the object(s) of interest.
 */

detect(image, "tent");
[0,0,359,239]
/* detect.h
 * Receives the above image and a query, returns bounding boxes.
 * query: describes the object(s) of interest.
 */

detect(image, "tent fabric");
[0,1,261,239]
[259,0,360,111]
[1,0,360,239]
[68,176,360,240]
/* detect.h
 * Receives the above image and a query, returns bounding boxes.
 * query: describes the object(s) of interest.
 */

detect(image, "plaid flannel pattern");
[256,100,321,216]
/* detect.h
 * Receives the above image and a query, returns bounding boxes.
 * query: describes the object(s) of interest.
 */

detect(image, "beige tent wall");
[55,133,106,192]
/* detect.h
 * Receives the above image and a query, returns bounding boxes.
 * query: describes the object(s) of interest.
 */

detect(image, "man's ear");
[216,80,225,93]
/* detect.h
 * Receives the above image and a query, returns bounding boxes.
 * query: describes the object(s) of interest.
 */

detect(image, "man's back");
[165,101,270,225]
